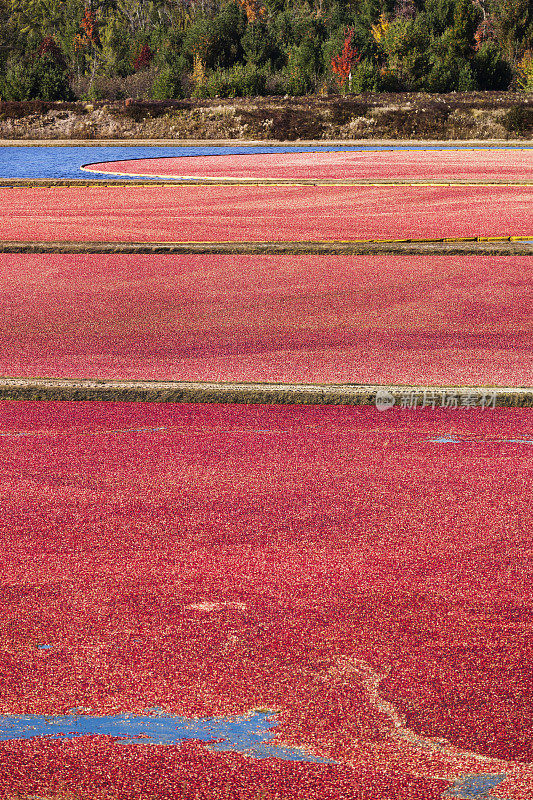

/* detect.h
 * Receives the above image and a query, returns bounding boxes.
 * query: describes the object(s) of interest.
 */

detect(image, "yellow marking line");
[161,236,532,244]
[77,168,533,188]
[80,172,529,187]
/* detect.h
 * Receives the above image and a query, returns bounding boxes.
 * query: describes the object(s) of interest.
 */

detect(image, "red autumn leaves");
[331,28,360,90]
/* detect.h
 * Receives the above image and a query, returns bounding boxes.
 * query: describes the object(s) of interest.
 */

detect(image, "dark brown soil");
[0,92,532,140]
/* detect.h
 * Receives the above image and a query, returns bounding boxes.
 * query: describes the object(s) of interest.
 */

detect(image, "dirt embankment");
[1,92,533,141]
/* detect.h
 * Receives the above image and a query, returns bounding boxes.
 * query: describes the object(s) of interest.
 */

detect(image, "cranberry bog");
[1,144,532,800]
[0,402,533,800]
[2,184,532,243]
[82,147,533,182]
[0,253,531,387]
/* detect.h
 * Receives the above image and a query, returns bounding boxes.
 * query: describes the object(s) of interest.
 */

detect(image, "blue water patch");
[0,425,167,438]
[428,437,463,443]
[1,144,530,181]
[445,774,510,799]
[0,145,377,181]
[0,709,334,762]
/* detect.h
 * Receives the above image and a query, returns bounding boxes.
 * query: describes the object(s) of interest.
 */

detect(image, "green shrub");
[376,69,405,92]
[1,61,34,101]
[280,36,323,96]
[242,22,280,68]
[199,64,267,98]
[349,59,379,92]
[2,46,73,102]
[151,67,182,100]
[425,59,459,91]
[472,42,512,90]
[204,69,232,98]
[228,63,267,96]
[456,62,476,90]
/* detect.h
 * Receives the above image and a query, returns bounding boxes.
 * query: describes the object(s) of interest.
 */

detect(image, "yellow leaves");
[192,52,206,89]
[371,13,390,45]
[516,51,533,91]
[237,0,265,23]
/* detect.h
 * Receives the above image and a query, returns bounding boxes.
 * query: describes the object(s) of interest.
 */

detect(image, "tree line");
[0,0,532,101]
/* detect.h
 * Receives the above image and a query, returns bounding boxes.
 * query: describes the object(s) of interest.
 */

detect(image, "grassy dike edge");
[0,381,531,407]
[1,241,533,255]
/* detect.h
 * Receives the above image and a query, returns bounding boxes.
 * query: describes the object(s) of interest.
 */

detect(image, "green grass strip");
[0,378,530,407]
[1,240,532,255]
[2,179,533,187]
